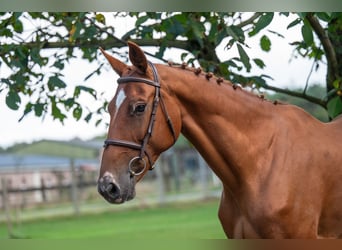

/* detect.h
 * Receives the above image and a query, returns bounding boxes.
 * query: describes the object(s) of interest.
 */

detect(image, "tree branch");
[0,37,188,56]
[263,83,327,108]
[306,13,340,84]
[236,12,264,29]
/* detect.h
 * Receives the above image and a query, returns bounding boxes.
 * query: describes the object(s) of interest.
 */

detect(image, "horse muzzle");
[97,174,135,204]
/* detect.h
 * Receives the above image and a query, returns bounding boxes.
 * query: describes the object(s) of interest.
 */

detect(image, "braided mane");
[165,61,281,105]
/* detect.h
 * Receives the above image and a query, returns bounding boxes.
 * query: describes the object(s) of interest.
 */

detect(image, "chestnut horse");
[97,41,342,238]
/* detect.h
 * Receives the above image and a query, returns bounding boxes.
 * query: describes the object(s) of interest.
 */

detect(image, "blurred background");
[0,134,225,239]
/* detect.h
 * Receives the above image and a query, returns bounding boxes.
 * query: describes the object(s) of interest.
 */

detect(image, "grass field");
[0,199,226,239]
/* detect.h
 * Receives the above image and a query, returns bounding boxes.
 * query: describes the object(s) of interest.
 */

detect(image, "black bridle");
[103,61,177,176]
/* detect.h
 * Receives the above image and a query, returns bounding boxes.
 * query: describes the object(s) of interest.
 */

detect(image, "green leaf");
[237,44,251,72]
[297,12,308,19]
[48,76,66,91]
[6,90,21,110]
[226,26,240,42]
[327,96,342,118]
[0,28,13,37]
[83,27,97,44]
[74,85,97,99]
[226,25,245,43]
[191,22,204,47]
[135,15,149,27]
[1,78,11,86]
[30,47,44,66]
[287,18,302,29]
[260,35,271,52]
[280,12,290,17]
[249,12,274,36]
[13,19,23,33]
[74,22,83,39]
[301,23,313,46]
[222,59,238,69]
[34,103,45,116]
[74,86,81,98]
[73,105,82,121]
[332,79,340,89]
[95,13,106,24]
[253,58,266,69]
[95,119,102,127]
[63,98,75,110]
[53,60,64,70]
[155,44,166,59]
[250,76,267,88]
[19,102,33,121]
[13,47,28,68]
[173,13,188,24]
[216,62,229,76]
[316,12,331,22]
[208,21,219,43]
[51,99,66,122]
[181,52,189,61]
[84,112,92,123]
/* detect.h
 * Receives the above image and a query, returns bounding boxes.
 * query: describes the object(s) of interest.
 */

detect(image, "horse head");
[97,41,181,204]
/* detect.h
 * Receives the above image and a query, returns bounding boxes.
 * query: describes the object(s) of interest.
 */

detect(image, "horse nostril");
[98,177,121,202]
[106,182,120,197]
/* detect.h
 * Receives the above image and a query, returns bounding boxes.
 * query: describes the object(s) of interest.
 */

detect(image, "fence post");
[40,177,47,202]
[170,152,181,192]
[70,159,80,216]
[197,153,209,198]
[1,177,13,238]
[155,157,166,204]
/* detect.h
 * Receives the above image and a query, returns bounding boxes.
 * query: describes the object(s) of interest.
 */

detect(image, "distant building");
[0,139,102,208]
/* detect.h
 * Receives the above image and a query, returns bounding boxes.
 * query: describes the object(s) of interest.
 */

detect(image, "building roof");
[0,153,99,172]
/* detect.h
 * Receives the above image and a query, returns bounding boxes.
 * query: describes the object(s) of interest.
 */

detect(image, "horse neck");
[158,64,276,189]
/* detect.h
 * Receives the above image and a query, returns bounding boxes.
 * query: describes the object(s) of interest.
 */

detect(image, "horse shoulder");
[218,188,260,238]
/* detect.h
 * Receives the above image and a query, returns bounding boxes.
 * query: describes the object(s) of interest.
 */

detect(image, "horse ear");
[99,47,126,76]
[128,41,148,73]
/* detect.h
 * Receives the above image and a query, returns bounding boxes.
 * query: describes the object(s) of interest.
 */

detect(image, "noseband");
[103,61,177,177]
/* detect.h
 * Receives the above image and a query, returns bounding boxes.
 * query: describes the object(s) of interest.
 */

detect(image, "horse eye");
[133,103,146,114]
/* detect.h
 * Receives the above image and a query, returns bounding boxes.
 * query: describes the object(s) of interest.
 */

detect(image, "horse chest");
[218,190,261,238]
[229,216,260,238]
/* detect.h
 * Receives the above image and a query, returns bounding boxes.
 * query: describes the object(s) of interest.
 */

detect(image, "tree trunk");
[328,16,342,92]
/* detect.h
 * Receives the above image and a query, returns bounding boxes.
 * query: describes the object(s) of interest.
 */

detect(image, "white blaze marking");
[103,171,114,179]
[113,89,126,121]
[115,89,126,110]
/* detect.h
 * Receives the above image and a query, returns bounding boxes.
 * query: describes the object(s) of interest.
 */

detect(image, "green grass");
[0,199,226,239]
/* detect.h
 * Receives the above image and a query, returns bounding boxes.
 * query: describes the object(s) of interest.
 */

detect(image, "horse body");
[157,65,342,238]
[98,42,342,238]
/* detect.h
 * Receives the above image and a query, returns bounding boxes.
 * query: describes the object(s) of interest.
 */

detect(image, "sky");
[0,13,327,148]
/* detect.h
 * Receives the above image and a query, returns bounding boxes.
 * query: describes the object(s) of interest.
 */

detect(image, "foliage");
[1,12,342,121]
[0,12,112,124]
